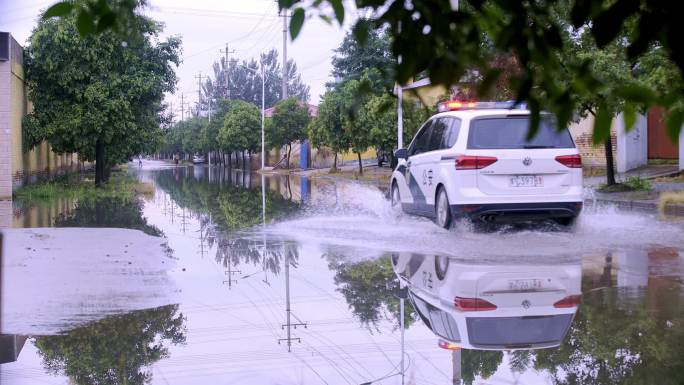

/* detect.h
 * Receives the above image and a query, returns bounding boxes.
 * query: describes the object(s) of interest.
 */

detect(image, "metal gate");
[648,107,679,159]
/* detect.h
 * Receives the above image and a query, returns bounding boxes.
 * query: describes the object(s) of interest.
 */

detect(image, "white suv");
[390,102,583,228]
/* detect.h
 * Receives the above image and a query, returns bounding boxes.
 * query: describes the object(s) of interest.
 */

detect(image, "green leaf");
[96,12,117,33]
[289,8,305,40]
[665,109,684,143]
[331,0,345,25]
[352,19,370,46]
[76,10,94,36]
[43,2,74,18]
[593,105,612,145]
[623,104,637,131]
[615,84,657,105]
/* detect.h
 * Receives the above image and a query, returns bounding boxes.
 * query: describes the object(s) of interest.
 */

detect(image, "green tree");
[34,305,186,385]
[555,8,684,186]
[24,14,180,186]
[43,0,684,140]
[308,90,348,172]
[218,101,261,169]
[330,27,394,90]
[281,0,684,141]
[360,93,432,163]
[268,97,311,168]
[201,49,310,110]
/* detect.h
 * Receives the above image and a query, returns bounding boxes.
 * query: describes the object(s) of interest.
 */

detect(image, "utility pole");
[278,249,307,352]
[220,43,235,99]
[180,93,185,123]
[195,72,205,117]
[282,9,288,100]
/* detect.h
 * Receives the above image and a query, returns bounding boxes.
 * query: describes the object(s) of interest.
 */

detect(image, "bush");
[623,176,652,191]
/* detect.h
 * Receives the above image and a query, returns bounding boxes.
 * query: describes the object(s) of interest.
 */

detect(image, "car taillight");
[555,154,582,168]
[553,295,582,308]
[455,155,498,170]
[454,296,497,311]
[438,340,462,350]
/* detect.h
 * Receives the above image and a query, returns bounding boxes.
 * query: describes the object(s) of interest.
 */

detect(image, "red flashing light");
[438,340,462,350]
[555,154,582,168]
[553,295,582,308]
[438,100,477,112]
[454,296,497,311]
[455,155,498,170]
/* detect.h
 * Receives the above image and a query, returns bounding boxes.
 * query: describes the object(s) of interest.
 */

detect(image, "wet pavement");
[2,163,684,384]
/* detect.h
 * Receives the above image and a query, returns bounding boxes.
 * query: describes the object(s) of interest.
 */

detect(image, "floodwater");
[2,162,684,385]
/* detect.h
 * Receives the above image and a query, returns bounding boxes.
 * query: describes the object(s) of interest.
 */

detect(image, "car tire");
[435,187,452,229]
[391,181,401,210]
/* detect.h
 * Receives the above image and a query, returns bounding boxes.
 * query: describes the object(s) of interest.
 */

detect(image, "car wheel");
[435,187,452,229]
[435,255,449,280]
[391,182,401,209]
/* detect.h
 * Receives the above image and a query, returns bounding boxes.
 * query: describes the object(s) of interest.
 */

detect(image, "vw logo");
[522,157,532,166]
[522,300,531,309]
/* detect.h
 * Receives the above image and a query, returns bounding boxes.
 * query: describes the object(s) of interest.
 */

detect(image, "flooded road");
[2,164,684,384]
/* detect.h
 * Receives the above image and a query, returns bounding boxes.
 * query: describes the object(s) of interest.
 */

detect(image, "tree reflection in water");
[529,283,684,385]
[55,196,163,236]
[154,168,302,278]
[34,305,186,385]
[322,250,417,330]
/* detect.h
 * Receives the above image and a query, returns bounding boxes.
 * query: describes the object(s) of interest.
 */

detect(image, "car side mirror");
[394,148,408,159]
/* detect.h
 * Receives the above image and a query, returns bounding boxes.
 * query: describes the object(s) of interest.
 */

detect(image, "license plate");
[508,279,543,291]
[509,175,543,187]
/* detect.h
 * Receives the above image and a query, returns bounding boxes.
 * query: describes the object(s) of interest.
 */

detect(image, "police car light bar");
[437,100,528,112]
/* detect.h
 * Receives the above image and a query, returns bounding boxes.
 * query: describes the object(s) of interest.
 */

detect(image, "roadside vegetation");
[23,11,180,187]
[597,176,653,193]
[659,191,684,216]
[13,172,154,205]
[656,172,684,183]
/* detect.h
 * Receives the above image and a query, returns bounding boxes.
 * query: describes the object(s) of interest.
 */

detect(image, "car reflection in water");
[391,252,581,351]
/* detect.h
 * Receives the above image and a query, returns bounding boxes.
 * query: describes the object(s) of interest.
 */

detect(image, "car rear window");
[466,314,573,348]
[467,116,575,149]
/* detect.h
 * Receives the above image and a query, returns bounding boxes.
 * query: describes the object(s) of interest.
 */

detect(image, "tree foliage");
[325,253,416,330]
[34,305,186,385]
[280,0,684,141]
[360,93,432,154]
[24,13,180,185]
[218,101,262,163]
[43,0,684,141]
[267,97,311,168]
[200,49,310,112]
[330,27,395,90]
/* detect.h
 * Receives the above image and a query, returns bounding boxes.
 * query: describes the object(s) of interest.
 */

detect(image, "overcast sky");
[1,0,354,117]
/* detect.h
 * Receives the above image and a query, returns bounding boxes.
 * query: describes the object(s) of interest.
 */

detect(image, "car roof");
[433,109,531,119]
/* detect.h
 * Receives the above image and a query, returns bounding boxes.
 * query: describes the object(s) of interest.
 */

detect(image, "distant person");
[174,153,179,166]
[138,155,142,168]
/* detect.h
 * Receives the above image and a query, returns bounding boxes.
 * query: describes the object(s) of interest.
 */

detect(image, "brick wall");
[0,39,11,198]
[569,115,617,168]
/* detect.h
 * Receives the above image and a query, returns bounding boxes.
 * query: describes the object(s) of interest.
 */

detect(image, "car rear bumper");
[451,202,583,223]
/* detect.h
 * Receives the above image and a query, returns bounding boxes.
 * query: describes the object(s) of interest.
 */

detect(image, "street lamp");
[239,61,266,170]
